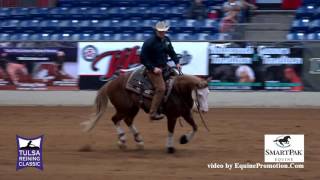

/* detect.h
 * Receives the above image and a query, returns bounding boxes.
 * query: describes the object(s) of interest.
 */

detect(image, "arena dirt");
[0,107,319,180]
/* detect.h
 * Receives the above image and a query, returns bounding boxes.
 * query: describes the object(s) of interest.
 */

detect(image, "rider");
[140,21,181,120]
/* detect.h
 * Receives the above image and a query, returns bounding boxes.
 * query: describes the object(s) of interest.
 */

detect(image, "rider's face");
[156,30,166,39]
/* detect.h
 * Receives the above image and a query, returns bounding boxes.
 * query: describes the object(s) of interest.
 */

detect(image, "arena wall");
[0,91,319,108]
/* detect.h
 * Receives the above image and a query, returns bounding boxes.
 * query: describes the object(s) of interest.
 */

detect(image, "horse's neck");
[175,75,200,91]
[170,86,194,109]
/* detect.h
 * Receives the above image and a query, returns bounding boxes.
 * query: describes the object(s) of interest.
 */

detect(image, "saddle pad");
[125,66,154,99]
[125,66,175,100]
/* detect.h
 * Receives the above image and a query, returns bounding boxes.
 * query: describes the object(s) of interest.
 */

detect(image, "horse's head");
[174,75,209,113]
[193,86,209,113]
[284,136,291,140]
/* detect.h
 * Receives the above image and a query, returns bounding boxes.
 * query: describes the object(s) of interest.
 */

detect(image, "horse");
[81,69,209,153]
[274,136,291,146]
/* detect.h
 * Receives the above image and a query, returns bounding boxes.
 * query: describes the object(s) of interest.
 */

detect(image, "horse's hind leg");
[112,112,126,150]
[123,107,144,150]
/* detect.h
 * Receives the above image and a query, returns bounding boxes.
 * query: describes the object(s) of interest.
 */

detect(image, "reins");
[195,90,210,132]
[176,67,210,132]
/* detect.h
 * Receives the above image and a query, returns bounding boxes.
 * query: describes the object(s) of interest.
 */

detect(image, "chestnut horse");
[81,72,209,153]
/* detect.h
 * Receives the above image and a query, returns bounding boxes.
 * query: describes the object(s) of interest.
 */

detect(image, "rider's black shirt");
[140,34,178,71]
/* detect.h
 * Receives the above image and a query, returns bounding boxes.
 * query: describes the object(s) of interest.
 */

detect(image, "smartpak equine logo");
[265,134,304,163]
[16,135,44,170]
[273,135,291,148]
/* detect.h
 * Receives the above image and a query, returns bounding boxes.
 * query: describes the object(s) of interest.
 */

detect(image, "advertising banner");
[0,42,78,90]
[208,42,263,90]
[258,45,304,91]
[208,42,304,91]
[78,42,209,90]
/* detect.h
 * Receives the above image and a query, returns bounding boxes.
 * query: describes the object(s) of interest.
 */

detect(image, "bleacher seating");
[289,0,320,40]
[0,0,228,41]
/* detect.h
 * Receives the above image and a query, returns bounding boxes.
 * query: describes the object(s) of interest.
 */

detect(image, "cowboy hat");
[155,21,170,31]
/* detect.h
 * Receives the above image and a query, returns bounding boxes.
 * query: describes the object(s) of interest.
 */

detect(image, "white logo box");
[264,134,304,163]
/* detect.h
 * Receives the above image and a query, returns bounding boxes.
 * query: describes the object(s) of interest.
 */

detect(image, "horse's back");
[105,73,137,109]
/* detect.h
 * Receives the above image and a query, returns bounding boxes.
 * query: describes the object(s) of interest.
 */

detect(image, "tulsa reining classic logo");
[16,135,44,170]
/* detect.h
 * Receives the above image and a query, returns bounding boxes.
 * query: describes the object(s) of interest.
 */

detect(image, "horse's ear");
[206,76,212,83]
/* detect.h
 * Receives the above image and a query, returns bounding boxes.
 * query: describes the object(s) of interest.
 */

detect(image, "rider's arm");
[140,40,154,71]
[166,37,179,65]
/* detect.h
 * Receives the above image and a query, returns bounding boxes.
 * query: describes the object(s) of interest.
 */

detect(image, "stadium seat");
[19,20,41,33]
[10,33,31,41]
[195,33,212,41]
[172,33,196,41]
[29,8,50,20]
[135,33,152,41]
[141,20,159,33]
[29,33,51,41]
[49,33,72,41]
[309,19,320,32]
[314,7,320,19]
[196,19,219,34]
[302,0,320,6]
[291,19,310,32]
[0,33,10,41]
[179,19,197,33]
[1,20,21,33]
[92,33,112,41]
[296,6,316,19]
[77,20,93,33]
[48,7,70,19]
[120,33,135,40]
[121,20,141,33]
[171,6,188,19]
[71,33,93,41]
[127,7,150,20]
[9,8,31,19]
[287,32,307,40]
[111,33,123,41]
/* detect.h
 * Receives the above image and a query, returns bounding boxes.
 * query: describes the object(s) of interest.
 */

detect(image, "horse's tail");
[81,85,109,132]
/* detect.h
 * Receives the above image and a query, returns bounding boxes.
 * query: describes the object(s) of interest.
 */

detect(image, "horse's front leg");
[166,117,177,154]
[180,111,198,144]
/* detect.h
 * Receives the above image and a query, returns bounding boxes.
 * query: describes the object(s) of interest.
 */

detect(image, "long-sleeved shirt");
[140,34,178,71]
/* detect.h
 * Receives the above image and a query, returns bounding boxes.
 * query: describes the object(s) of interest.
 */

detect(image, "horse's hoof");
[117,141,127,150]
[167,147,176,154]
[136,142,144,150]
[180,135,188,144]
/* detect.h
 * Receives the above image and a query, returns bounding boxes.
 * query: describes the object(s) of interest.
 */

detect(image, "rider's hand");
[153,67,162,75]
[176,64,181,70]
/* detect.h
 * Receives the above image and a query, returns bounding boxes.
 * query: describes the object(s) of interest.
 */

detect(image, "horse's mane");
[173,75,206,94]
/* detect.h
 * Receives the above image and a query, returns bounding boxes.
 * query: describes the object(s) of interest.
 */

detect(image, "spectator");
[208,9,218,20]
[187,0,207,20]
[220,0,242,33]
[240,0,257,22]
[222,0,242,23]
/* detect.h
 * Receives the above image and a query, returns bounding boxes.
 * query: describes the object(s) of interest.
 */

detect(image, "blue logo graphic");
[16,135,44,171]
